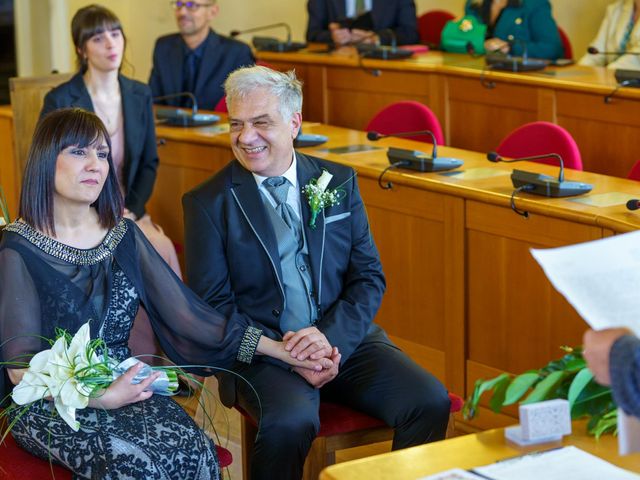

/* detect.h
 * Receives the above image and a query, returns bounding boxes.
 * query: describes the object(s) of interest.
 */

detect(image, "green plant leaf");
[489,375,511,413]
[504,372,539,406]
[568,368,594,408]
[522,370,565,404]
[463,373,510,420]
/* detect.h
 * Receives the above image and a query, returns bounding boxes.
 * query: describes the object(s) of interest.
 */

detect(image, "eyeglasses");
[170,1,213,11]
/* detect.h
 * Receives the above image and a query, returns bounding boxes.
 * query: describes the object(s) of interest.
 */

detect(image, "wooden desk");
[320,422,640,479]
[258,48,640,178]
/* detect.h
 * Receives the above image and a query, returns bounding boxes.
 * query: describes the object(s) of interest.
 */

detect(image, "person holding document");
[584,328,640,418]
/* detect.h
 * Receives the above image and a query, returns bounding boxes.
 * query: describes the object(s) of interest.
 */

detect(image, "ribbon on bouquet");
[112,358,179,396]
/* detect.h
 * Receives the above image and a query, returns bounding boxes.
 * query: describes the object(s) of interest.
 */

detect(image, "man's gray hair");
[224,66,303,120]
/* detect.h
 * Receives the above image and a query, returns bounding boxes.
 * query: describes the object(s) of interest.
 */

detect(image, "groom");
[182,65,450,480]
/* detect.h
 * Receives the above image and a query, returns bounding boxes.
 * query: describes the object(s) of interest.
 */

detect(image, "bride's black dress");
[0,219,263,479]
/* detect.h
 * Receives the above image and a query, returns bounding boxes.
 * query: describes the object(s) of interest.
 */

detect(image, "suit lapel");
[297,152,325,298]
[169,37,184,95]
[334,0,346,18]
[230,162,284,284]
[194,30,220,98]
[68,74,93,110]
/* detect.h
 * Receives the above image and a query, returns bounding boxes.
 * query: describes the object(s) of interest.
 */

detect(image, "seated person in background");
[579,0,640,70]
[41,4,182,358]
[584,328,640,419]
[183,65,450,480]
[149,0,254,111]
[464,0,564,60]
[306,0,419,46]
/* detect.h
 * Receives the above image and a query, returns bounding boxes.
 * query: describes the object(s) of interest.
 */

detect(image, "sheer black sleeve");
[121,222,261,374]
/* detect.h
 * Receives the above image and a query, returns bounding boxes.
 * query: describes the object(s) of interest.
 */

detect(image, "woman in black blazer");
[40,4,181,279]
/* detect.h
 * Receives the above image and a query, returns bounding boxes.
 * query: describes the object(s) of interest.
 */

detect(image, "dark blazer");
[183,153,390,376]
[465,0,563,60]
[306,0,419,45]
[40,73,158,219]
[148,30,255,111]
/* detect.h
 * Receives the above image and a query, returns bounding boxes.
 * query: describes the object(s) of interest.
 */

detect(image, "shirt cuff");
[237,326,262,364]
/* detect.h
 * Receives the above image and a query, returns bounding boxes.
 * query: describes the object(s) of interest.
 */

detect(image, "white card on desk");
[619,408,640,455]
[418,468,487,480]
[472,446,640,480]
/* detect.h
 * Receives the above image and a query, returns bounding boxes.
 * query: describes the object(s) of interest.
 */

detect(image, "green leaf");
[489,375,510,413]
[463,373,510,420]
[568,368,594,408]
[522,370,565,404]
[504,372,539,406]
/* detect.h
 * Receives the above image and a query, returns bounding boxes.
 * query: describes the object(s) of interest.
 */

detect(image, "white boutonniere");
[301,170,347,228]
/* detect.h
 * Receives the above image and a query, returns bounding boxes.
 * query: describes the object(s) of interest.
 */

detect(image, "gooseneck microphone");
[626,199,640,211]
[357,29,412,60]
[368,130,463,173]
[487,151,592,198]
[230,22,306,52]
[587,46,640,56]
[485,38,548,72]
[153,92,219,127]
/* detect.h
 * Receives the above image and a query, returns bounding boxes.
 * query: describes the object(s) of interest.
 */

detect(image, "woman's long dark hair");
[19,108,124,236]
[71,4,127,72]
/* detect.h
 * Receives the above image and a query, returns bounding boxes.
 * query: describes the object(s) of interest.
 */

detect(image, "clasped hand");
[284,327,340,388]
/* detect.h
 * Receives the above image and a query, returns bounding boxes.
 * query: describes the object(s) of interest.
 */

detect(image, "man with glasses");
[306,0,419,46]
[149,0,254,111]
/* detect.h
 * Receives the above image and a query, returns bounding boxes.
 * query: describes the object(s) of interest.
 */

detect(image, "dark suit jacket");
[40,73,158,219]
[306,0,419,45]
[183,153,390,403]
[148,30,255,111]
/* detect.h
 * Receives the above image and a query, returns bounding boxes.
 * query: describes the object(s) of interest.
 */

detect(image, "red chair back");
[418,10,456,48]
[558,26,573,60]
[628,160,640,180]
[496,121,582,170]
[365,101,445,145]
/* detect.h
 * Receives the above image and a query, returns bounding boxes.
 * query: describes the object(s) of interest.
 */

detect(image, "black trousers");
[236,341,451,480]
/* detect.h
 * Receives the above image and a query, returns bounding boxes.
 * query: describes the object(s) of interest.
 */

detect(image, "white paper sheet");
[473,446,640,480]
[418,468,486,480]
[530,230,640,336]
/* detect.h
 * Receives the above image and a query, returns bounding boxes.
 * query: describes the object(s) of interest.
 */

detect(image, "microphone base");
[511,169,593,197]
[387,147,463,172]
[614,69,640,85]
[486,54,548,72]
[253,37,306,52]
[156,109,220,127]
[358,45,413,60]
[293,133,328,148]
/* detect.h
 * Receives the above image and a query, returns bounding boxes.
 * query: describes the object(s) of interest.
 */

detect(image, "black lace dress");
[0,219,262,480]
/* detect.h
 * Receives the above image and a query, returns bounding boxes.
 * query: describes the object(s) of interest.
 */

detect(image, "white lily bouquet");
[301,170,347,228]
[9,322,180,431]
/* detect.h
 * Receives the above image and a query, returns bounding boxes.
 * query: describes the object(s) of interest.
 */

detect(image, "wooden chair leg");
[446,412,456,438]
[302,436,328,480]
[241,416,257,480]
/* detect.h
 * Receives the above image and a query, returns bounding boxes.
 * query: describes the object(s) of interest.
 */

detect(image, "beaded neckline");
[3,219,128,266]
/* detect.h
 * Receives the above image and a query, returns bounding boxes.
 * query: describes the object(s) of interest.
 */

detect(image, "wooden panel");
[447,77,539,153]
[0,112,17,219]
[466,201,597,375]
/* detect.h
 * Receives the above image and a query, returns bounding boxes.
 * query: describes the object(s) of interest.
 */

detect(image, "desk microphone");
[357,29,413,60]
[626,199,640,211]
[487,151,592,197]
[486,38,548,72]
[153,92,219,127]
[368,130,463,172]
[587,46,640,99]
[586,46,640,56]
[230,23,306,52]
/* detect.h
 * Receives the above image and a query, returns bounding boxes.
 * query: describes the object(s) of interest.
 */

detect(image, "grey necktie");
[264,176,302,244]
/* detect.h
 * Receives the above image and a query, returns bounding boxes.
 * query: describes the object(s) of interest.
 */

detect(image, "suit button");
[272,309,280,317]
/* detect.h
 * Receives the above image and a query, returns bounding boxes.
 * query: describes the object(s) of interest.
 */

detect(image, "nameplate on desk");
[569,192,632,208]
[323,145,382,155]
[439,168,510,180]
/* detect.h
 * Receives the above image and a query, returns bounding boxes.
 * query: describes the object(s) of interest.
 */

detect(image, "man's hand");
[329,22,352,46]
[294,347,341,388]
[484,37,510,54]
[583,328,632,385]
[283,327,332,361]
[351,29,377,45]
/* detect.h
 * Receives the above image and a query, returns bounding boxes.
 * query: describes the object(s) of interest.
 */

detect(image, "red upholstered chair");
[496,121,583,170]
[628,160,640,180]
[240,392,463,480]
[418,10,456,48]
[0,426,233,479]
[558,26,573,60]
[365,101,445,145]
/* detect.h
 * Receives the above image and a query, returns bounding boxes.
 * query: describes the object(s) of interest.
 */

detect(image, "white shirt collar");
[252,152,298,190]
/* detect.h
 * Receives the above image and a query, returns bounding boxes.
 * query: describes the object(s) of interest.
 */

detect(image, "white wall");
[15,0,618,81]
